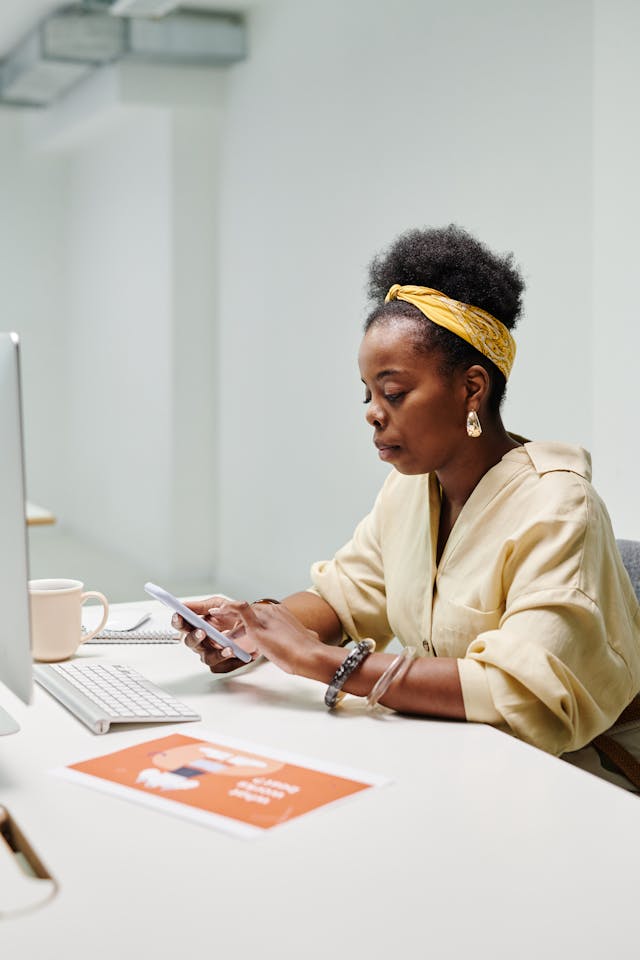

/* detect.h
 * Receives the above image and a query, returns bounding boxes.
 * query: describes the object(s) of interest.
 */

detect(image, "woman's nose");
[365,400,385,429]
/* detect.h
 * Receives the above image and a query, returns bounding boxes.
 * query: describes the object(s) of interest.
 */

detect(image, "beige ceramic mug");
[29,579,109,662]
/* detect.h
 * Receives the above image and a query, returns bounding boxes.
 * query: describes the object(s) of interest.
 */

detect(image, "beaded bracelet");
[367,646,416,710]
[324,639,376,710]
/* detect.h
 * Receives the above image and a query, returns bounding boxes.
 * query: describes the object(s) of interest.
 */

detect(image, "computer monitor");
[0,332,32,736]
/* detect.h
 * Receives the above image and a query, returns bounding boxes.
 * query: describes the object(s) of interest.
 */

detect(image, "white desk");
[1,603,639,958]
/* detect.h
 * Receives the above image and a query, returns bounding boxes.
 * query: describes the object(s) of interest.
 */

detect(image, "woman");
[176,225,640,764]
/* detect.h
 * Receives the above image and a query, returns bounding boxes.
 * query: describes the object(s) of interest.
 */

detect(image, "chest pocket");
[431,594,502,657]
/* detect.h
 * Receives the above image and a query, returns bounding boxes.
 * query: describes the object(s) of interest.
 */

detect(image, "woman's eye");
[362,390,404,405]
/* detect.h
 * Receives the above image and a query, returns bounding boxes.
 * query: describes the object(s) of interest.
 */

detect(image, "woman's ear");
[464,364,491,407]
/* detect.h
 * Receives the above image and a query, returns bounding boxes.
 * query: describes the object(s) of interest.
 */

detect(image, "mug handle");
[79,591,109,644]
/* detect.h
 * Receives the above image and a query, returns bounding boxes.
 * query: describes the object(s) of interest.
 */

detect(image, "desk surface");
[1,602,638,958]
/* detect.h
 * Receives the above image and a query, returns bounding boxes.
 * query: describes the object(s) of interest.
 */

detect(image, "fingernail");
[221,647,233,658]
[195,629,206,641]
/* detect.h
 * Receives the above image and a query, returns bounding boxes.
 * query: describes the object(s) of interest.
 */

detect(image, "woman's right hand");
[172,596,258,675]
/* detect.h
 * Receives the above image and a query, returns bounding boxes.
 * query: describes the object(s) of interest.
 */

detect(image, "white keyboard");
[34,661,201,735]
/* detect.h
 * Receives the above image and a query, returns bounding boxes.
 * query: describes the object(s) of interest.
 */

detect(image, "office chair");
[563,540,640,792]
[616,539,640,602]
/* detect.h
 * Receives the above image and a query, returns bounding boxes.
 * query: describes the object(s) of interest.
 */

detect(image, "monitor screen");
[0,333,32,736]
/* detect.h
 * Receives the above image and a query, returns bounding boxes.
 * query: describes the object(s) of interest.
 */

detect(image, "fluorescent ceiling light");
[0,5,245,108]
[0,28,97,106]
[109,0,179,16]
[44,11,126,61]
[1,57,92,107]
[128,12,245,63]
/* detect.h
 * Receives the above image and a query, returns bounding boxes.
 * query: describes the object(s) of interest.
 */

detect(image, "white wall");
[0,112,68,512]
[593,0,640,539]
[62,104,175,570]
[3,63,225,596]
[55,66,224,590]
[215,0,595,598]
[3,0,638,604]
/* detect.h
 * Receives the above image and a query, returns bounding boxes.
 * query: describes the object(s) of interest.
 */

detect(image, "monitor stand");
[0,702,19,736]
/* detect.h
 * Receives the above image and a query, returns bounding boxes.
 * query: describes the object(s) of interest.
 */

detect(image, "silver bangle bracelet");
[324,639,376,710]
[367,646,416,710]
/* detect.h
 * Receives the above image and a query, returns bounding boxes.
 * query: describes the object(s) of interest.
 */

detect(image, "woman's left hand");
[210,599,322,676]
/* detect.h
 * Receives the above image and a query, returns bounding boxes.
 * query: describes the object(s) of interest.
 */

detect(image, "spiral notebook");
[82,607,180,644]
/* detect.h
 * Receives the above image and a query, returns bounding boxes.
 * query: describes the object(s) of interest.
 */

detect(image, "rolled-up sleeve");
[458,511,640,755]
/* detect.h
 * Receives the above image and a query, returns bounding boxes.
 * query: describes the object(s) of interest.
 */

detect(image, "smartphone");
[144,582,252,663]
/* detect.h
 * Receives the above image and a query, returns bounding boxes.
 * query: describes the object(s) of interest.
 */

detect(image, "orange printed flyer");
[56,730,389,838]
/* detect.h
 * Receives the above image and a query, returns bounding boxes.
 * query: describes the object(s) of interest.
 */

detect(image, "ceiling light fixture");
[0,4,245,108]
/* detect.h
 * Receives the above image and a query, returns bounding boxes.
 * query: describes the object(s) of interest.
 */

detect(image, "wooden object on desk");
[26,502,56,527]
[0,806,57,917]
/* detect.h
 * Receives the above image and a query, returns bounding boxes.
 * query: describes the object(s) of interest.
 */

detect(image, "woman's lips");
[375,442,401,461]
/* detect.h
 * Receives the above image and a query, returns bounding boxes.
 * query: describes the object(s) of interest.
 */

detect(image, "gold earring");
[466,410,482,438]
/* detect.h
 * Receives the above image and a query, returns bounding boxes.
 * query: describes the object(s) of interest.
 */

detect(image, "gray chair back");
[617,539,640,602]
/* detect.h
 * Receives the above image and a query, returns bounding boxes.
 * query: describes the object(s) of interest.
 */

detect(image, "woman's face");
[358,319,467,476]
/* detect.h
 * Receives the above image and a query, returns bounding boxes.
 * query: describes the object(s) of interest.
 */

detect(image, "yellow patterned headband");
[384,283,516,380]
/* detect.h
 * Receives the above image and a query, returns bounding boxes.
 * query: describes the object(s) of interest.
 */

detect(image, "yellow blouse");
[310,442,640,756]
